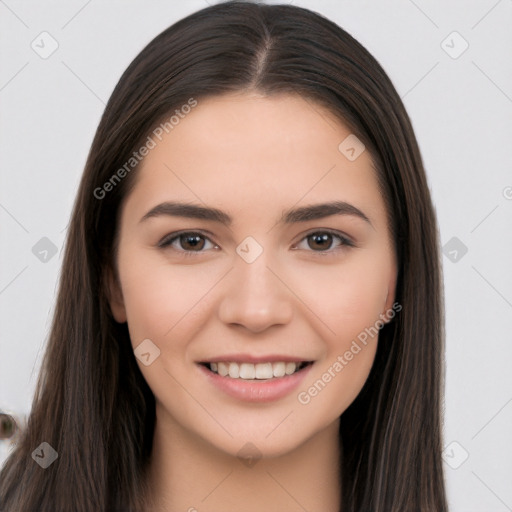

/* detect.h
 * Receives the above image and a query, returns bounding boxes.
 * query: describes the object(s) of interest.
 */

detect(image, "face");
[108,91,397,458]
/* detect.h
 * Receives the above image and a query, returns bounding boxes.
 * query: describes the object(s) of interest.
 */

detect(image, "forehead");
[123,92,385,226]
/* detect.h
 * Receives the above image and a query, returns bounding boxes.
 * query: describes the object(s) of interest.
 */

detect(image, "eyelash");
[157,229,355,257]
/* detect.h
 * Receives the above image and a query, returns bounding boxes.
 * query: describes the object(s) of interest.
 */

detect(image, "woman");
[0,1,448,510]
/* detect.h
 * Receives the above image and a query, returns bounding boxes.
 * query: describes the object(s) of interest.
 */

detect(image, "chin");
[202,419,327,462]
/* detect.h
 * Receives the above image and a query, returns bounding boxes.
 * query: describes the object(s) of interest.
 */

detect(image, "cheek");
[118,255,217,347]
[295,272,384,421]
[291,254,389,415]
[296,342,377,425]
[291,254,391,338]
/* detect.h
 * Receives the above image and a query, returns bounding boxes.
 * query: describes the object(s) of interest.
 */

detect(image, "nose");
[217,247,293,334]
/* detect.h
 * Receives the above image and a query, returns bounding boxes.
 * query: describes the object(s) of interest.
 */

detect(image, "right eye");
[158,231,219,256]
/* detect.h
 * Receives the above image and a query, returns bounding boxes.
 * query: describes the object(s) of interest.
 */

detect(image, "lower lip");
[197,363,313,403]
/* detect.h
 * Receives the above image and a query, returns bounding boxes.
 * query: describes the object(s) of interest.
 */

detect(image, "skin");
[107,91,397,511]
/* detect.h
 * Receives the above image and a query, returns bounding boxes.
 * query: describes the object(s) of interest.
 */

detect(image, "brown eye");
[158,231,217,254]
[294,230,354,253]
[179,233,206,251]
[308,233,334,251]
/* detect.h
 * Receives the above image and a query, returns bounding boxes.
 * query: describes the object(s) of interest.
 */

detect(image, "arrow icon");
[237,442,262,467]
[32,442,58,468]
[442,236,467,263]
[31,31,59,60]
[440,31,469,59]
[134,339,161,366]
[236,236,263,263]
[32,237,58,263]
[338,134,365,161]
[442,440,469,469]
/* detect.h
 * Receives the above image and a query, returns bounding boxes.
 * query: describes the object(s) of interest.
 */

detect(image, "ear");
[105,266,127,323]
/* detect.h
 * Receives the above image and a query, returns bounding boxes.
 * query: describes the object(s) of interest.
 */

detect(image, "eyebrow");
[140,200,372,227]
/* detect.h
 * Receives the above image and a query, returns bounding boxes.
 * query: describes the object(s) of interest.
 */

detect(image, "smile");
[204,361,311,380]
[197,358,314,402]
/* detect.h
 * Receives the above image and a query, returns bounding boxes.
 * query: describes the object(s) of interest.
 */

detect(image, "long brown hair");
[0,2,447,510]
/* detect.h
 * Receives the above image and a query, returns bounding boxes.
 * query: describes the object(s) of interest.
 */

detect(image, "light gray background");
[1,1,511,510]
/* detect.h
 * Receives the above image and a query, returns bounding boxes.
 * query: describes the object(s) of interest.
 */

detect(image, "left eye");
[158,232,218,253]
[158,230,354,255]
[293,231,354,252]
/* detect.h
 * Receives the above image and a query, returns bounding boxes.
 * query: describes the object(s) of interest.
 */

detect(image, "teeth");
[218,362,229,377]
[228,362,240,378]
[207,361,306,379]
[285,362,296,375]
[255,363,273,379]
[273,362,286,378]
[239,363,255,379]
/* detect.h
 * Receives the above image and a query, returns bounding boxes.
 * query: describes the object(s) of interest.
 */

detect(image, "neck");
[142,404,342,512]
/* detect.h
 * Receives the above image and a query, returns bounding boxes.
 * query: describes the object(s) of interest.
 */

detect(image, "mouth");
[198,360,314,381]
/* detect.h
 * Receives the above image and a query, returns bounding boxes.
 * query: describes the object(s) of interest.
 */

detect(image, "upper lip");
[198,354,313,364]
